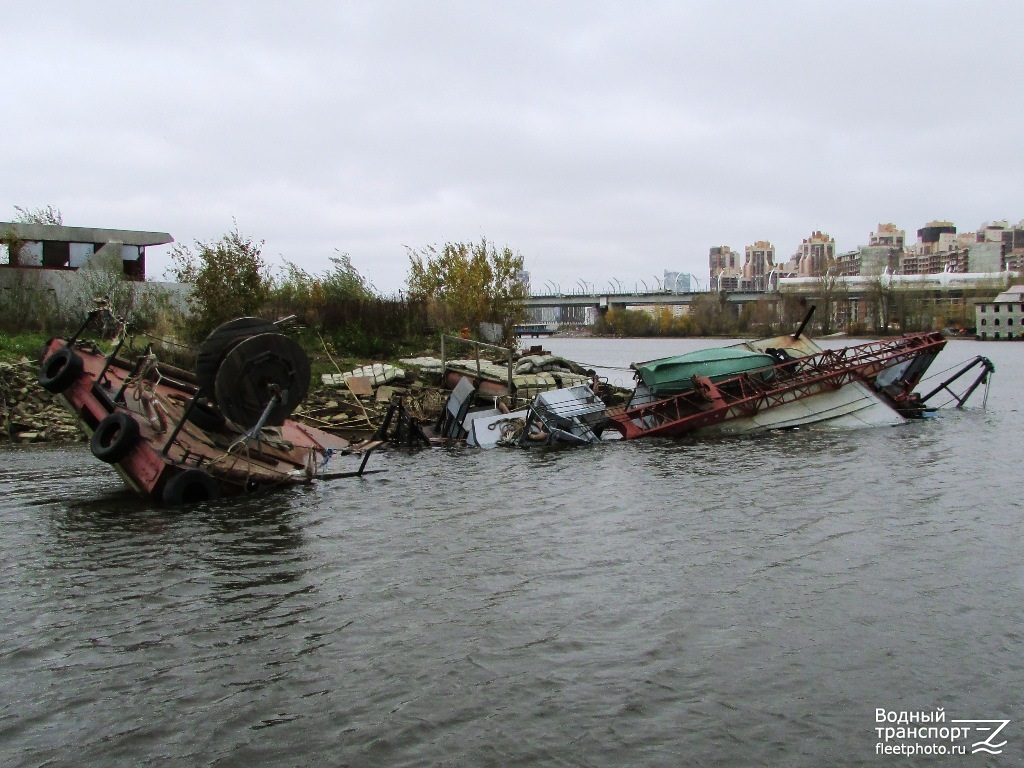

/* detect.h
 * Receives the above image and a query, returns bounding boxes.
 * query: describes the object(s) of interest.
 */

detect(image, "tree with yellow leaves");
[405,238,527,346]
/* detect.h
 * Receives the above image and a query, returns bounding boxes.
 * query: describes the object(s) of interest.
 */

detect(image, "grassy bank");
[0,331,53,363]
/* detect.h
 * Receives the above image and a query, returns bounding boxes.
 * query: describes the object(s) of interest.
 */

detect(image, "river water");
[1,338,1021,767]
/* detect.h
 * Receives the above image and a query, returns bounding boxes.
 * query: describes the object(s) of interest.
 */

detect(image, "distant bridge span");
[526,290,765,309]
[524,290,769,323]
[526,272,1006,325]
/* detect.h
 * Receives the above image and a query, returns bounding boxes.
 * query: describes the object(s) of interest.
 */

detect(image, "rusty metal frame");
[609,332,947,440]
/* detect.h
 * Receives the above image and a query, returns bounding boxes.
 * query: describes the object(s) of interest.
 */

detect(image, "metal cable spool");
[195,319,311,431]
[213,332,311,429]
[195,317,278,396]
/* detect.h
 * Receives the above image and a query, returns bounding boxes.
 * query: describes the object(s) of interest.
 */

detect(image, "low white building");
[976,285,1024,340]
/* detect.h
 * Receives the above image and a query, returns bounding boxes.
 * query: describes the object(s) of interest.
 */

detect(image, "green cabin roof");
[635,347,776,396]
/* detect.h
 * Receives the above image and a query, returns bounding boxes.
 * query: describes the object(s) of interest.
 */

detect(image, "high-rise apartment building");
[790,232,836,277]
[709,246,742,290]
[743,241,776,290]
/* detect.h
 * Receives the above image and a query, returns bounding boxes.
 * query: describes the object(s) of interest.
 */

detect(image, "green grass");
[0,330,53,362]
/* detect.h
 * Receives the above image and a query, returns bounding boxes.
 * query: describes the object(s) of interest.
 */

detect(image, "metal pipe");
[113,347,150,404]
[67,309,98,345]
[96,332,130,388]
[792,306,816,339]
[161,387,204,455]
[920,356,995,405]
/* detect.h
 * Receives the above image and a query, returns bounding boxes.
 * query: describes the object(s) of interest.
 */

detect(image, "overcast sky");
[4,1,1023,293]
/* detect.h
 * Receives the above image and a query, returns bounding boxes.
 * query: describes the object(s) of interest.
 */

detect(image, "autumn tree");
[405,238,527,346]
[596,307,655,336]
[167,227,272,340]
[809,254,848,335]
[863,273,895,334]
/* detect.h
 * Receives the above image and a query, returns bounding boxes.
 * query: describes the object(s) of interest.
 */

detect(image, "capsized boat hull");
[690,379,904,435]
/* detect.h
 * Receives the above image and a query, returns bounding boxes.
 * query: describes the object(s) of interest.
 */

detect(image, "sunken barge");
[38,311,379,505]
[436,310,994,448]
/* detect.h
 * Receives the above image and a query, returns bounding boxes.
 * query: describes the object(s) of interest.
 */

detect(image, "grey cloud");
[3,1,1022,292]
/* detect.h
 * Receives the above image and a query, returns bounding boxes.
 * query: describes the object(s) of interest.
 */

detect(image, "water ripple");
[2,339,1023,765]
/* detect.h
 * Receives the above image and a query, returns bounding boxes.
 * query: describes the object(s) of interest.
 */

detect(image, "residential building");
[516,270,531,293]
[663,271,692,292]
[788,231,836,277]
[834,225,903,277]
[966,241,1003,273]
[902,221,958,274]
[742,241,776,290]
[834,249,861,276]
[974,220,1024,272]
[709,246,742,290]
[869,223,906,249]
[915,221,957,255]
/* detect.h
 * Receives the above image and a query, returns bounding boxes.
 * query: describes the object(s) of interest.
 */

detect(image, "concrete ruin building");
[0,221,172,280]
[0,221,184,316]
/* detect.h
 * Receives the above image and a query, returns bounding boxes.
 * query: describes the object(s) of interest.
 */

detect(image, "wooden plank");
[346,375,374,396]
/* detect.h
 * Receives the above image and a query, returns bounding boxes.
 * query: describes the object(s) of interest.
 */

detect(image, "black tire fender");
[90,412,140,463]
[162,469,221,506]
[38,347,84,393]
[185,396,226,433]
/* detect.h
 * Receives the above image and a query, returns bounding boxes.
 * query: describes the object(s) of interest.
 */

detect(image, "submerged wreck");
[611,331,945,439]
[36,303,996,498]
[38,311,380,505]
[437,309,993,448]
[610,313,991,441]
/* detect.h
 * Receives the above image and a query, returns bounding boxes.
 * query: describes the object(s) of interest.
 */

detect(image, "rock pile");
[293,380,449,437]
[0,359,84,443]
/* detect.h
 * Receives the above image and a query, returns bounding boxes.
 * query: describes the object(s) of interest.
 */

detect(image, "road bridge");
[524,290,769,324]
[525,271,1009,326]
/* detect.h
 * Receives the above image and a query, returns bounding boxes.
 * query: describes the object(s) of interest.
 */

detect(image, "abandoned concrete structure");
[0,221,189,320]
[0,222,173,281]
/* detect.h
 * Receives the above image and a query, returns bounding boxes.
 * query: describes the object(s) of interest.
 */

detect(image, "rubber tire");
[38,347,84,393]
[162,469,221,506]
[185,396,226,432]
[90,412,140,463]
